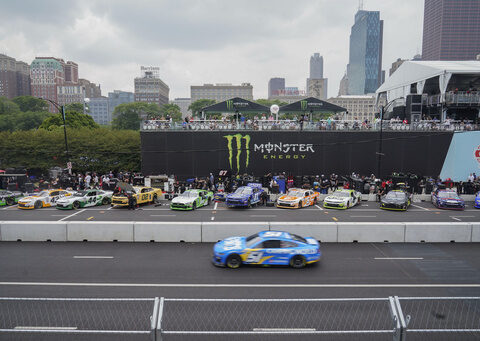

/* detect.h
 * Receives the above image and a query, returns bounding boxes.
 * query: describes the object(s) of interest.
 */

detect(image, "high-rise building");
[57,85,85,106]
[30,57,65,112]
[327,95,379,121]
[389,58,407,76]
[310,53,324,79]
[108,90,134,118]
[306,78,328,100]
[63,61,78,84]
[338,73,349,96]
[422,0,480,61]
[190,83,253,102]
[79,79,101,98]
[0,54,31,99]
[346,10,384,95]
[134,66,169,106]
[172,98,191,119]
[268,78,285,99]
[88,97,110,125]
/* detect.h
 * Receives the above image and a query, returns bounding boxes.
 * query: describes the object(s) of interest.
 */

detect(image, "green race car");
[170,189,213,210]
[55,189,113,209]
[0,190,24,206]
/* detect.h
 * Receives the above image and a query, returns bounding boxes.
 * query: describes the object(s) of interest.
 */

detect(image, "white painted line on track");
[58,209,85,221]
[412,204,430,211]
[214,202,218,210]
[450,216,461,221]
[315,204,323,210]
[14,326,77,330]
[211,217,215,221]
[73,256,114,259]
[374,257,424,260]
[2,205,17,210]
[0,282,479,288]
[107,206,113,210]
[362,204,369,207]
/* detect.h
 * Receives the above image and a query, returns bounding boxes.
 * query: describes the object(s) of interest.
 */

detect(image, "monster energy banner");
[141,131,453,179]
[280,97,346,113]
[202,97,269,113]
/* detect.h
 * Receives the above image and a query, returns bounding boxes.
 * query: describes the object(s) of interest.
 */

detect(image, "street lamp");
[376,100,396,179]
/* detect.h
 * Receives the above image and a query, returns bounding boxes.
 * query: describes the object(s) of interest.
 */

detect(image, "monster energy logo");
[224,134,251,172]
[300,100,308,111]
[226,100,233,110]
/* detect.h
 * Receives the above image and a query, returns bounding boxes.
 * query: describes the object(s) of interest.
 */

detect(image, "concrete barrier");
[470,223,480,242]
[66,221,134,242]
[337,222,405,243]
[269,222,338,242]
[134,222,201,242]
[405,222,472,242]
[201,222,270,242]
[0,221,67,241]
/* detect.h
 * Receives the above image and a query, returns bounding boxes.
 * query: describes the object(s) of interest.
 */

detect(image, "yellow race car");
[276,188,320,209]
[111,183,162,207]
[18,189,72,209]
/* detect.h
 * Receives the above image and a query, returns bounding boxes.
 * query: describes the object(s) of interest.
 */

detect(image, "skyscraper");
[30,57,65,112]
[0,54,31,99]
[422,0,480,61]
[108,90,134,119]
[268,78,285,99]
[134,66,169,106]
[310,53,324,79]
[346,10,383,95]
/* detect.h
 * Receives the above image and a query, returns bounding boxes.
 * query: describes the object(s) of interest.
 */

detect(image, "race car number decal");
[246,251,263,263]
[88,197,97,203]
[141,194,149,201]
[263,231,283,237]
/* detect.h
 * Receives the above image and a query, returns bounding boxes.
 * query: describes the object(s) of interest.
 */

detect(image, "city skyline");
[0,0,424,99]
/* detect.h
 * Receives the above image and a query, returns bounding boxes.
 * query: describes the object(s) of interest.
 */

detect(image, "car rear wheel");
[192,202,196,210]
[73,201,80,209]
[34,201,42,209]
[247,200,251,208]
[102,197,110,205]
[208,198,211,205]
[152,194,157,203]
[226,254,242,269]
[6,197,15,206]
[298,200,303,208]
[290,255,306,269]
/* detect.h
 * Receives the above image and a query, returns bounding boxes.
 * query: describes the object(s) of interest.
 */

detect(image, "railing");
[142,119,480,132]
[1,296,479,341]
[446,91,480,106]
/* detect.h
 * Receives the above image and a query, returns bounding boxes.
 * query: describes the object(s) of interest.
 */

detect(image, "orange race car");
[17,189,72,209]
[276,188,319,209]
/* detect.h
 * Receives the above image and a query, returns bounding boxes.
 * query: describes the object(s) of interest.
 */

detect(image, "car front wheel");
[34,201,42,209]
[73,201,80,209]
[6,197,15,206]
[226,254,242,269]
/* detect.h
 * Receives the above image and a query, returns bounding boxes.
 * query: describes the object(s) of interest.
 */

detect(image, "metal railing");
[1,296,479,340]
[142,119,480,132]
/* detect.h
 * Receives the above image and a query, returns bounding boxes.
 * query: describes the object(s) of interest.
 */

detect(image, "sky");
[0,0,424,100]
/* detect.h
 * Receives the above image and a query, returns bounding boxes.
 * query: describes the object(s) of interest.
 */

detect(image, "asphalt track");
[1,200,479,222]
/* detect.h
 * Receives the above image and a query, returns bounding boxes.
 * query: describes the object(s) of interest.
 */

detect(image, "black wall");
[141,131,454,179]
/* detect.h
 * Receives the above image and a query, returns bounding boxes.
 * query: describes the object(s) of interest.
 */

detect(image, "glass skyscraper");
[310,53,324,79]
[347,10,383,95]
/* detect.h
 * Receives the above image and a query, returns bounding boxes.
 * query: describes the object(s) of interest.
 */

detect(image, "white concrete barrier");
[337,222,405,243]
[405,222,472,242]
[201,222,270,242]
[269,222,338,242]
[134,222,201,242]
[0,221,67,241]
[67,221,134,242]
[470,223,480,242]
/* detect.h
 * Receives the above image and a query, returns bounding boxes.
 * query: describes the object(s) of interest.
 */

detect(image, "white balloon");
[270,104,279,114]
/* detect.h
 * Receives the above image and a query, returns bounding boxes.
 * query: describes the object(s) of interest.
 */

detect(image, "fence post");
[388,296,402,341]
[394,296,408,341]
[156,297,165,341]
[151,297,160,341]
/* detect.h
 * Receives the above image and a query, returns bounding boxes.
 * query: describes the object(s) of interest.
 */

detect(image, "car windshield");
[438,191,458,199]
[333,191,350,198]
[386,192,406,200]
[246,236,262,248]
[37,191,48,197]
[179,191,197,198]
[74,191,88,197]
[289,234,307,244]
[235,187,252,195]
[287,190,304,197]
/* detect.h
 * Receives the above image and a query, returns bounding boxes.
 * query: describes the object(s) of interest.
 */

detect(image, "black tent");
[201,97,270,114]
[279,97,346,114]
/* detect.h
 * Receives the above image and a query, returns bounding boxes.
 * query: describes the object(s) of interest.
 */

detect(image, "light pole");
[42,98,70,173]
[376,100,395,179]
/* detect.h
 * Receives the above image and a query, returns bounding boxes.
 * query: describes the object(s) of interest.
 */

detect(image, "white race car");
[56,189,113,209]
[323,189,362,209]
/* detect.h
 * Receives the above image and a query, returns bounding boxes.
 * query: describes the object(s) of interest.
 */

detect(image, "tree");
[64,103,85,114]
[15,111,52,130]
[160,103,182,121]
[188,99,216,116]
[255,99,288,107]
[0,97,20,115]
[39,111,99,130]
[12,96,48,112]
[112,102,161,130]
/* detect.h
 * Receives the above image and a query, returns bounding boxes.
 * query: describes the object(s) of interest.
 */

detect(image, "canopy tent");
[201,97,270,114]
[279,97,346,114]
[376,60,480,103]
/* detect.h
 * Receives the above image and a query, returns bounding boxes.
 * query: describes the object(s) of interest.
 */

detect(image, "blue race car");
[212,230,321,269]
[475,192,480,209]
[431,189,465,210]
[225,183,263,208]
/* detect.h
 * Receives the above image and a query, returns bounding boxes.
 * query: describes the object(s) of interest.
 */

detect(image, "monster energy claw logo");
[300,100,308,111]
[226,100,234,110]
[224,134,250,172]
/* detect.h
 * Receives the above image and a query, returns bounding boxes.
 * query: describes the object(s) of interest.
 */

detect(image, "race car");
[431,189,465,210]
[212,231,321,269]
[170,189,213,210]
[111,182,162,207]
[17,189,72,209]
[323,189,361,209]
[380,190,412,211]
[475,192,480,209]
[276,188,319,209]
[225,183,263,208]
[56,189,113,210]
[0,190,24,206]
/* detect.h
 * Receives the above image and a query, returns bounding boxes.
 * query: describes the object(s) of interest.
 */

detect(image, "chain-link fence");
[0,296,479,341]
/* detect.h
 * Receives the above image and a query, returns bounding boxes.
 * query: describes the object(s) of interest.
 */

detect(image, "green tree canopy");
[65,102,85,113]
[159,103,182,121]
[39,111,99,130]
[112,102,161,130]
[0,97,20,115]
[188,99,216,116]
[12,96,48,112]
[255,99,288,107]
